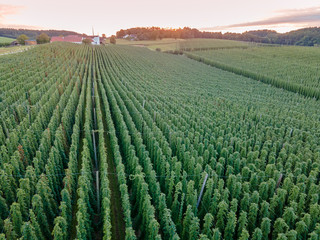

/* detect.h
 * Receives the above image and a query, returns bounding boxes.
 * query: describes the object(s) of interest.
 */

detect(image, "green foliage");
[82,38,92,45]
[36,33,50,44]
[1,42,320,240]
[10,202,23,236]
[17,34,29,45]
[187,46,320,99]
[110,35,116,44]
[239,229,250,240]
[20,222,37,240]
[224,211,237,240]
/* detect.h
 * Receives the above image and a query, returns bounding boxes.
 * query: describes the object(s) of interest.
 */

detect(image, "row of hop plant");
[0,44,92,239]
[96,46,180,239]
[97,50,162,239]
[184,52,320,100]
[1,42,320,239]
[97,45,320,239]
[97,61,137,239]
[52,61,88,239]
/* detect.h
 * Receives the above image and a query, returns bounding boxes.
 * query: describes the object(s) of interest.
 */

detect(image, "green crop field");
[0,42,320,240]
[0,45,33,55]
[0,37,15,47]
[116,38,252,52]
[178,38,251,51]
[0,37,14,44]
[186,45,320,99]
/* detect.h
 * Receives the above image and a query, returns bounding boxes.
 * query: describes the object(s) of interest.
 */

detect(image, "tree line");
[0,28,83,40]
[116,27,320,46]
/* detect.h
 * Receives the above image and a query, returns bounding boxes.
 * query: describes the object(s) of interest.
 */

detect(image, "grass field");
[0,42,320,240]
[0,45,34,55]
[116,38,252,51]
[0,36,14,44]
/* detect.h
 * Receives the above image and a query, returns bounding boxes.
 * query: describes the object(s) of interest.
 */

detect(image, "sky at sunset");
[0,0,319,36]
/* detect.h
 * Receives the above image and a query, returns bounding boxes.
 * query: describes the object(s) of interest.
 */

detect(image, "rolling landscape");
[0,0,320,239]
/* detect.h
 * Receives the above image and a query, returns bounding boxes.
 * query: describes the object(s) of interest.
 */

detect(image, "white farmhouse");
[92,36,100,45]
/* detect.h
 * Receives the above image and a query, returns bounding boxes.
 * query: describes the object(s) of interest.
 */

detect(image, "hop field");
[187,45,320,99]
[0,43,320,240]
[116,38,251,52]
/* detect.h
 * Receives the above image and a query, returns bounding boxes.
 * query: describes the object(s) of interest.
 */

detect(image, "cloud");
[0,4,41,29]
[0,4,24,21]
[201,6,320,31]
[0,23,43,30]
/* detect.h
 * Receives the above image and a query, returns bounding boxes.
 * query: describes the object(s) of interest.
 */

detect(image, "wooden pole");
[197,173,209,208]
[96,170,100,212]
[92,130,98,169]
[276,173,283,191]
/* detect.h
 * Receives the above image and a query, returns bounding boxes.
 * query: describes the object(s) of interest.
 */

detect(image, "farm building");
[51,35,82,44]
[25,40,37,45]
[64,35,83,44]
[50,35,106,44]
[91,36,100,45]
[10,41,19,46]
[50,36,64,42]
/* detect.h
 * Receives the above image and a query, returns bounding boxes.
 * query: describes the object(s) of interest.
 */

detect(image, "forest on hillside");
[0,28,85,40]
[116,27,320,46]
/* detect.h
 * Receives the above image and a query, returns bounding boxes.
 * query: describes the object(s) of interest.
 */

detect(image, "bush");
[36,33,50,44]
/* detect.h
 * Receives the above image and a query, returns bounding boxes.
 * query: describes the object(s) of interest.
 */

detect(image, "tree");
[0,193,8,221]
[32,194,51,239]
[82,38,92,45]
[52,216,67,240]
[17,189,29,220]
[248,203,259,233]
[202,213,214,238]
[216,200,228,231]
[20,222,37,240]
[10,202,23,236]
[29,209,44,240]
[17,34,29,45]
[76,211,88,239]
[224,211,237,240]
[261,218,271,240]
[4,218,17,240]
[182,205,194,239]
[276,233,288,240]
[212,228,221,240]
[189,216,200,240]
[237,211,248,237]
[273,218,289,239]
[239,229,250,240]
[286,230,297,240]
[110,35,116,44]
[36,33,50,44]
[283,207,297,229]
[295,220,308,240]
[252,228,263,240]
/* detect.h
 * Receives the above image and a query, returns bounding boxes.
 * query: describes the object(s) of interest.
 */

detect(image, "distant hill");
[116,27,320,46]
[0,28,85,40]
[229,28,320,46]
[274,27,320,46]
[0,36,15,47]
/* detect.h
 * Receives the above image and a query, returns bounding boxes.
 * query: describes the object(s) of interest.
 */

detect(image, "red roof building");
[50,35,83,44]
[50,34,104,44]
[64,35,83,43]
[51,36,64,42]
